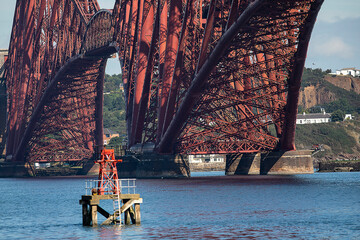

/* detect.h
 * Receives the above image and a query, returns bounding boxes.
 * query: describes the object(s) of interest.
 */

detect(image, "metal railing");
[85,179,137,195]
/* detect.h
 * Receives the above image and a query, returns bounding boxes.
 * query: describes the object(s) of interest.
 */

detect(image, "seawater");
[0,172,359,239]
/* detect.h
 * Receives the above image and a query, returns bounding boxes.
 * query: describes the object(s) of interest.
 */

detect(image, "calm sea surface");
[0,172,359,239]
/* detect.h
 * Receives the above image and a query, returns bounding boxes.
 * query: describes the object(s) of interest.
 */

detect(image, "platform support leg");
[91,205,98,226]
[134,203,141,224]
[81,202,91,226]
[125,209,131,225]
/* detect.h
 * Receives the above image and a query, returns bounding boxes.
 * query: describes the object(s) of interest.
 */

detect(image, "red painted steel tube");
[125,0,141,147]
[131,0,155,145]
[157,0,183,140]
[280,0,324,151]
[136,0,161,143]
[161,0,194,138]
[95,60,107,154]
[196,0,217,72]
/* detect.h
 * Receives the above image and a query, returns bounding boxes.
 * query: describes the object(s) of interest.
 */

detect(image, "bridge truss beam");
[5,0,324,163]
[6,0,113,162]
[115,0,324,154]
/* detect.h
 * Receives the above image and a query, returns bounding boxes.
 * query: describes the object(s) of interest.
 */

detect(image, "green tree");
[102,74,126,135]
[331,110,345,122]
[108,136,123,146]
[308,106,323,113]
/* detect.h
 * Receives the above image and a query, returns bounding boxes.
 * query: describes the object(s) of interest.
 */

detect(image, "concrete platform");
[0,162,34,177]
[226,150,314,175]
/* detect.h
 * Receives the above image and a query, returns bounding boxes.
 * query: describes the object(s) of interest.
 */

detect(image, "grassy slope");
[296,68,360,159]
[295,119,360,159]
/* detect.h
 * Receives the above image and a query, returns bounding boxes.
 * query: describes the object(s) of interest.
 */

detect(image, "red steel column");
[125,0,140,147]
[157,0,183,140]
[95,60,107,154]
[131,0,157,144]
[161,0,194,137]
[7,0,36,159]
[280,0,324,150]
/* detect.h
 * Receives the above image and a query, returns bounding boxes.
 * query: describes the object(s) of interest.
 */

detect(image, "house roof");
[338,67,360,71]
[104,128,118,135]
[297,113,331,120]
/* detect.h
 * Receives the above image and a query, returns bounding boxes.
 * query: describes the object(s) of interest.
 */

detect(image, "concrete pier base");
[117,154,190,178]
[0,162,34,177]
[226,150,314,175]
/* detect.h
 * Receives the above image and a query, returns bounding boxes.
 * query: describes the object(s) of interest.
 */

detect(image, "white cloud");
[317,0,360,23]
[313,37,353,59]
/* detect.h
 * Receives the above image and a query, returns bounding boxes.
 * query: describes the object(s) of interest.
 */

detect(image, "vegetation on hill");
[300,67,329,88]
[295,120,360,157]
[296,68,360,160]
[103,74,126,139]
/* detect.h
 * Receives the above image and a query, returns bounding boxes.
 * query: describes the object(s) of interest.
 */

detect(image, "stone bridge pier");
[116,153,190,178]
[226,150,314,175]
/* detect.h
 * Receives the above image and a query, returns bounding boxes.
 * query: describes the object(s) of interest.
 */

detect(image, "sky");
[0,0,359,74]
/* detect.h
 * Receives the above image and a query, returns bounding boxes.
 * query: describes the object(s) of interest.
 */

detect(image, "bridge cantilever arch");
[2,0,323,177]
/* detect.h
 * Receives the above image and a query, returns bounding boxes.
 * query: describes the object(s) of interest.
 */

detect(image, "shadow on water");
[142,172,317,187]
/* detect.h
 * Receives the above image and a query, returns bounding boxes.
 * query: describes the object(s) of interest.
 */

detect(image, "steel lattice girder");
[115,0,324,154]
[5,0,324,163]
[5,0,114,162]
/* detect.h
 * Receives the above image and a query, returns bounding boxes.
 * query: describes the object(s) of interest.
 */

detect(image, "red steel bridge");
[3,0,324,165]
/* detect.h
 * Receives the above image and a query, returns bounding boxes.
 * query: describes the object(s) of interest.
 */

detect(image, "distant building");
[344,114,353,120]
[0,49,8,78]
[296,112,331,124]
[335,68,360,77]
[103,128,119,145]
[188,154,225,163]
[119,83,124,92]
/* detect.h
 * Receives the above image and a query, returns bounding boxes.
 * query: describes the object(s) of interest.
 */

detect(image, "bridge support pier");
[117,154,190,178]
[226,150,314,175]
[0,162,34,177]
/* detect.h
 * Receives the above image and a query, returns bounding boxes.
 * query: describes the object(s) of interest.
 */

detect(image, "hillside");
[296,68,360,161]
[103,74,126,139]
[298,68,360,114]
[295,119,360,161]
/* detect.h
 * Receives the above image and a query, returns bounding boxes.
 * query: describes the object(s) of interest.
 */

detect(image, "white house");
[335,68,360,77]
[188,154,225,163]
[344,114,353,120]
[296,112,331,124]
[0,49,8,78]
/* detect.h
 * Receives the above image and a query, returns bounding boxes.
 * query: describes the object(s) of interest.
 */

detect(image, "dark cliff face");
[298,74,360,110]
[299,85,336,109]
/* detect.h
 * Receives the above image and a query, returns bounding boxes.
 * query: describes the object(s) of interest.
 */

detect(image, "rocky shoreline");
[189,162,225,172]
[318,160,360,172]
